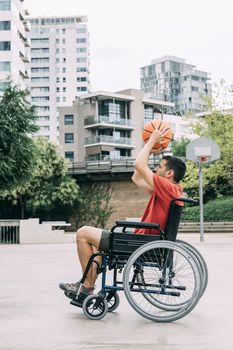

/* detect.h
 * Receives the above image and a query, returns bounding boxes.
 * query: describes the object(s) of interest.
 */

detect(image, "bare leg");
[76,226,102,289]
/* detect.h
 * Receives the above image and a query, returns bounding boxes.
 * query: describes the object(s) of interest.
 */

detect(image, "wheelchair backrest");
[164,200,183,241]
[164,197,197,241]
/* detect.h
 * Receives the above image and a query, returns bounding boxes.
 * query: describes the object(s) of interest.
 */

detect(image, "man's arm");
[134,128,166,188]
[132,169,153,194]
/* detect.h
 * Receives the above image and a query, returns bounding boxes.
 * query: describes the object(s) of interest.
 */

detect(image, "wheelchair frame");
[69,197,208,322]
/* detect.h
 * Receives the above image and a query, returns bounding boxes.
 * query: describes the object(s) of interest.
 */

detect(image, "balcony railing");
[84,115,134,128]
[85,135,132,145]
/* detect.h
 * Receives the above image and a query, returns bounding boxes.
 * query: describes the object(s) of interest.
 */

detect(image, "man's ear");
[166,169,174,178]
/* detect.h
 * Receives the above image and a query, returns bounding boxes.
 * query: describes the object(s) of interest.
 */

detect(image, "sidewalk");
[0,234,233,350]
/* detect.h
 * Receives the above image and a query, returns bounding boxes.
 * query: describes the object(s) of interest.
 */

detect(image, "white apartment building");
[58,88,195,163]
[141,56,212,115]
[0,0,30,93]
[28,15,90,142]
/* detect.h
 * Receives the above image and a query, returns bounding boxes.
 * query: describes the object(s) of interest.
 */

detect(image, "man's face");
[154,159,169,177]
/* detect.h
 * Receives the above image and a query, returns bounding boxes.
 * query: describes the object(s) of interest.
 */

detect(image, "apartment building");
[141,56,211,115]
[59,88,195,163]
[0,0,30,93]
[28,15,90,142]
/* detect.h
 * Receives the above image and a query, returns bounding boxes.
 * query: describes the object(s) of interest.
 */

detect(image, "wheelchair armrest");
[174,197,198,205]
[115,220,160,229]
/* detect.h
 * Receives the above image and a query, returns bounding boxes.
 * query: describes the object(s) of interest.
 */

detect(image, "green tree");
[70,182,113,229]
[0,138,80,219]
[171,137,190,157]
[0,86,39,190]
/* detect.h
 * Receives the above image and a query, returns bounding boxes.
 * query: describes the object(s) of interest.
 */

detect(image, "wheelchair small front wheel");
[107,292,120,312]
[82,294,108,320]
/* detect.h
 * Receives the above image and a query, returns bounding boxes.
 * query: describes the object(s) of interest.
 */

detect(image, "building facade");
[28,15,90,142]
[0,0,30,93]
[141,56,211,115]
[59,88,195,163]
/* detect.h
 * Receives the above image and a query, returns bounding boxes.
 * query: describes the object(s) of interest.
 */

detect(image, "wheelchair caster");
[106,292,120,312]
[82,294,108,320]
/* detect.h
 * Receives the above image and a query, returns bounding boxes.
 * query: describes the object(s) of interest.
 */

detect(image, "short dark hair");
[163,156,186,183]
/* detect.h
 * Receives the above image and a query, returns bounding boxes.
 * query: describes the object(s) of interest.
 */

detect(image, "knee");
[76,226,89,244]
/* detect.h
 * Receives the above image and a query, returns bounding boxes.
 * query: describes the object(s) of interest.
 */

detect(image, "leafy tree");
[70,182,113,229]
[0,138,80,219]
[0,86,39,190]
[171,137,190,157]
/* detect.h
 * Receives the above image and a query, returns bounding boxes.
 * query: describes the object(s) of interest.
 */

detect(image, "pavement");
[0,234,233,350]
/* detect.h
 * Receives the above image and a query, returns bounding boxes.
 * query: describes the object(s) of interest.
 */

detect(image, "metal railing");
[0,220,20,244]
[84,115,134,128]
[85,135,132,145]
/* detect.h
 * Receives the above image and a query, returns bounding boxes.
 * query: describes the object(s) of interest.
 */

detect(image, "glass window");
[0,61,10,71]
[76,38,86,43]
[76,27,86,33]
[64,114,74,125]
[77,77,87,82]
[76,47,86,53]
[0,81,10,91]
[0,1,11,10]
[65,151,74,161]
[65,133,74,143]
[0,41,10,51]
[0,21,10,30]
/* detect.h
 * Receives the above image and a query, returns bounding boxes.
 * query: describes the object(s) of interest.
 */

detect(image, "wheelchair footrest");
[70,299,83,308]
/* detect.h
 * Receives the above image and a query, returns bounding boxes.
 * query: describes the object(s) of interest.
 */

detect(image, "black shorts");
[99,229,111,252]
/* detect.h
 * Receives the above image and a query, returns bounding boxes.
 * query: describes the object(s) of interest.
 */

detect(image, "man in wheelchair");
[59,126,186,305]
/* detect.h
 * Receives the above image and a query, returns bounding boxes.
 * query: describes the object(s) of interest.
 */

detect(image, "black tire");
[82,294,108,320]
[107,292,120,312]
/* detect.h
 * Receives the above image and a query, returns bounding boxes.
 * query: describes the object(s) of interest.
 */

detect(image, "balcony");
[84,115,135,130]
[85,135,134,148]
[23,20,30,32]
[20,51,30,63]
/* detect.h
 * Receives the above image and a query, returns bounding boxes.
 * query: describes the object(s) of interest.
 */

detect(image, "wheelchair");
[69,197,208,322]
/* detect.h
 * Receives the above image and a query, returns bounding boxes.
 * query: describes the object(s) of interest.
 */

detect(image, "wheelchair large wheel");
[176,239,208,298]
[82,294,108,320]
[136,241,205,312]
[123,241,202,322]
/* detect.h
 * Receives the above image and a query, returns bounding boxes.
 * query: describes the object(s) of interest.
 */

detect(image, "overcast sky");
[25,0,233,92]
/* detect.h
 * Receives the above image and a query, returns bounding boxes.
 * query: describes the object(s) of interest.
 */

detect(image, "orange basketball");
[142,119,173,151]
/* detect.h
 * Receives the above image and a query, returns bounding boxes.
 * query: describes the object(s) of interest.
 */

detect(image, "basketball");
[142,119,173,151]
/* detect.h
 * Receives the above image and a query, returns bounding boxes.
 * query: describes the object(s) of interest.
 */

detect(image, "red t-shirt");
[135,173,183,235]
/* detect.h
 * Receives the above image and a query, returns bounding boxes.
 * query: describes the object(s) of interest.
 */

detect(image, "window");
[0,1,11,10]
[77,77,87,82]
[63,58,66,62]
[77,57,87,63]
[56,48,60,54]
[31,87,49,92]
[31,57,49,63]
[56,97,60,102]
[56,39,59,44]
[65,133,74,143]
[77,87,87,92]
[62,97,66,102]
[76,38,86,43]
[64,114,74,125]
[62,39,66,44]
[0,21,10,30]
[56,77,60,83]
[0,81,10,91]
[31,48,49,53]
[36,106,50,111]
[56,87,60,92]
[76,47,86,53]
[32,96,50,102]
[31,67,49,73]
[65,151,74,161]
[62,29,66,34]
[62,48,66,54]
[62,87,66,92]
[77,67,87,72]
[56,58,60,63]
[0,61,10,71]
[62,67,66,73]
[62,77,66,83]
[31,77,49,82]
[0,41,10,51]
[31,38,49,44]
[76,27,86,33]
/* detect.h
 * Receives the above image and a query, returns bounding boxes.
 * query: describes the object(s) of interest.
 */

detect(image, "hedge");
[182,196,233,222]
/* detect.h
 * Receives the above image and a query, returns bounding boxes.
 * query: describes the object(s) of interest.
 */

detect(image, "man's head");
[155,156,186,183]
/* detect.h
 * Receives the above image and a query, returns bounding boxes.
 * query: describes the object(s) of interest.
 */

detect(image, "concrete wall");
[19,219,75,244]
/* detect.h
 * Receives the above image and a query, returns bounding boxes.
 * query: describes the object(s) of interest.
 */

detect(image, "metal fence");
[0,220,20,244]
